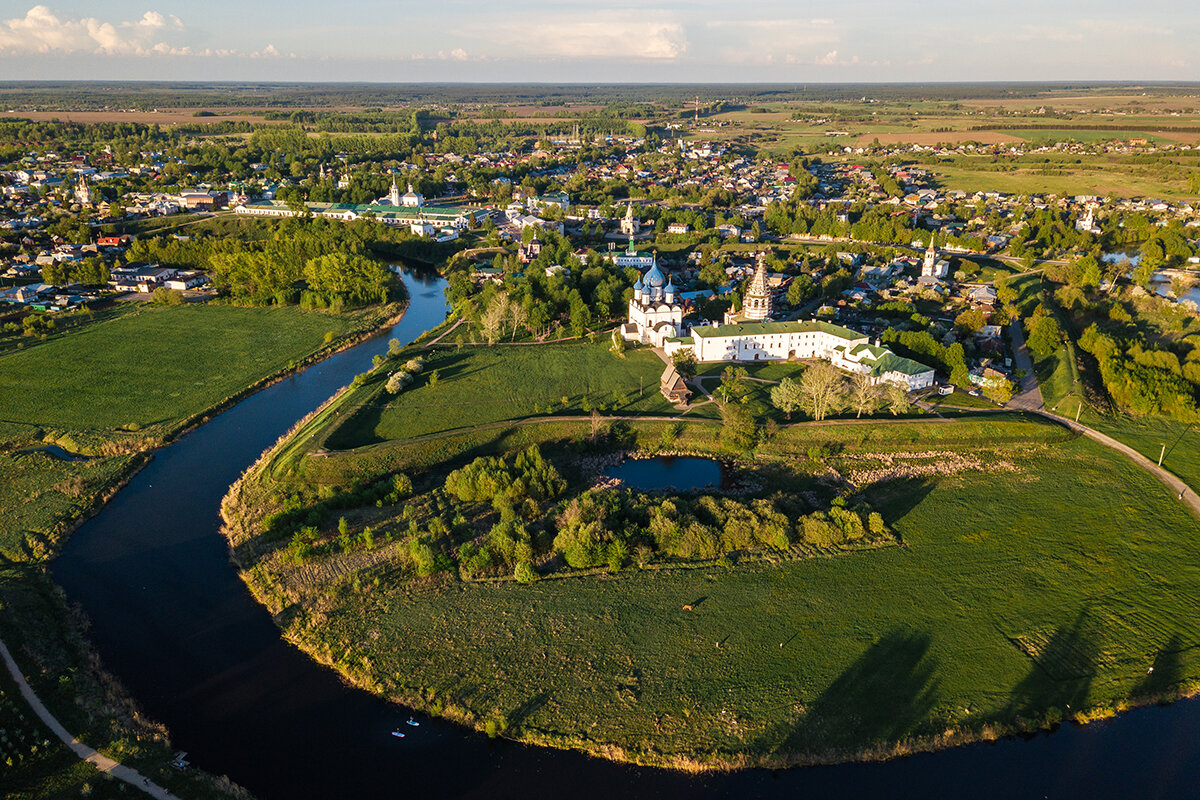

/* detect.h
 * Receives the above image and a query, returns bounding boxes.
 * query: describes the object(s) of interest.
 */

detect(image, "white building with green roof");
[666,319,935,391]
[234,199,489,237]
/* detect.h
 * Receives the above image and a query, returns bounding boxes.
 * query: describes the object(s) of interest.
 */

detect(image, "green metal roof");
[869,352,934,377]
[691,320,866,340]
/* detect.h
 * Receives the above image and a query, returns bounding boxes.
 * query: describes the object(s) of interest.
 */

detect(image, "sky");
[0,1,1194,83]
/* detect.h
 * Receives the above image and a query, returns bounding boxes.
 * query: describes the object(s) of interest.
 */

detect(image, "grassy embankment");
[217,327,1200,771]
[1012,273,1200,492]
[0,300,402,562]
[0,295,404,798]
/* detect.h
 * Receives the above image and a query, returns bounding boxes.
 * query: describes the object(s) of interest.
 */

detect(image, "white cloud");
[0,5,188,56]
[484,12,687,60]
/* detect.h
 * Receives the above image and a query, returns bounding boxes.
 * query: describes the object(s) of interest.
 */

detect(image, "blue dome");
[633,275,644,291]
[643,260,666,289]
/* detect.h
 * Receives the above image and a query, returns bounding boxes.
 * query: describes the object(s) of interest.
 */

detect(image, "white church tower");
[621,255,683,347]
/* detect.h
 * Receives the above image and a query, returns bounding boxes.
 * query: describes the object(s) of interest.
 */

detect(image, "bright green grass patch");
[929,162,1196,202]
[298,435,1200,767]
[326,340,675,448]
[0,303,357,433]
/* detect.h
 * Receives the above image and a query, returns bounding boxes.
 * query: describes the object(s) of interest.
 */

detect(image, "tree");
[954,308,987,336]
[508,300,529,341]
[719,401,757,451]
[798,362,847,421]
[590,408,604,444]
[480,293,509,345]
[1026,313,1062,360]
[386,371,412,394]
[850,373,881,418]
[769,377,804,420]
[671,349,697,379]
[885,382,911,416]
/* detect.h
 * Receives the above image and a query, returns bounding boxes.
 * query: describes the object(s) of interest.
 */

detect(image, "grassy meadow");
[325,340,675,448]
[0,300,390,562]
[0,303,358,433]
[275,434,1200,768]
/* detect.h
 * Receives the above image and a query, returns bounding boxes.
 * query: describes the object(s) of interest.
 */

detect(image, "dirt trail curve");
[0,638,183,800]
[1038,410,1200,519]
[1005,319,1198,518]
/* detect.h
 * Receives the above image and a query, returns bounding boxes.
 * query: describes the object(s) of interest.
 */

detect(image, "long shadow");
[857,476,937,530]
[1003,609,1097,723]
[506,691,551,733]
[755,628,940,757]
[1130,634,1187,703]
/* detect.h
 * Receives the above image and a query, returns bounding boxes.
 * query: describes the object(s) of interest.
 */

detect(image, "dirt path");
[0,638,182,800]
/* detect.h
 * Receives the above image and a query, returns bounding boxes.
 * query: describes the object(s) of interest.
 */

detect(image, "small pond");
[20,444,88,461]
[604,456,727,491]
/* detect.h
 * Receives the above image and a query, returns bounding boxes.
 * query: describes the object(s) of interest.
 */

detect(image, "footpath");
[0,638,182,800]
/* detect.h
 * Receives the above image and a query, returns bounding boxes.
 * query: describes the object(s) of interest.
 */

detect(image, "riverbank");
[219,362,1200,774]
[0,293,411,797]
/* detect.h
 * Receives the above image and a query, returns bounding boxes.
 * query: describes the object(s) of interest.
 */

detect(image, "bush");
[514,561,538,584]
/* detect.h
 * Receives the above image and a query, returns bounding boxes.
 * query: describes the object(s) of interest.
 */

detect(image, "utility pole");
[1159,444,1166,468]
[695,95,700,126]
[1075,402,1081,423]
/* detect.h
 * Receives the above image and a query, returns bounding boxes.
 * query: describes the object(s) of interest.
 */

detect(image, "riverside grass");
[225,362,1198,770]
[0,300,393,562]
[276,435,1200,770]
[325,339,675,448]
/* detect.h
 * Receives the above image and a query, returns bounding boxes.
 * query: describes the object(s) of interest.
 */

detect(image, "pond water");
[1101,250,1200,305]
[21,444,88,461]
[46,267,1200,800]
[604,456,726,491]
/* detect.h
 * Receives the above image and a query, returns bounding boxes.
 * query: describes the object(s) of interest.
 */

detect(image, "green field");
[0,303,357,432]
[326,340,675,448]
[0,301,387,561]
[929,160,1195,201]
[281,434,1200,768]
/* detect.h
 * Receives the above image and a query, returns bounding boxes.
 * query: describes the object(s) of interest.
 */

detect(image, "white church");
[622,253,936,391]
[619,255,685,347]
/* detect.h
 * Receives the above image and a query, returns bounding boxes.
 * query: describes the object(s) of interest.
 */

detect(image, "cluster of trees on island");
[264,444,891,583]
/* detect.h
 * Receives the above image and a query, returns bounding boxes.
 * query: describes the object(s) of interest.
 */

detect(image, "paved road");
[1004,318,1198,517]
[1006,318,1045,412]
[0,638,182,800]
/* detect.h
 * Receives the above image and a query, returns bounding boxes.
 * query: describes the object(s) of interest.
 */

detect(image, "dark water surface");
[52,270,1200,800]
[604,456,725,491]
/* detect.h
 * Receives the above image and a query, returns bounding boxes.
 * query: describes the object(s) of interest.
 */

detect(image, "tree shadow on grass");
[505,691,551,733]
[755,628,940,758]
[1130,634,1187,703]
[857,477,937,532]
[1003,609,1097,724]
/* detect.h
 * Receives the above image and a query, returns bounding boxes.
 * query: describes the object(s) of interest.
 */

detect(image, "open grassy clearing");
[0,300,397,562]
[271,433,1200,769]
[325,340,675,448]
[0,303,358,433]
[929,161,1197,200]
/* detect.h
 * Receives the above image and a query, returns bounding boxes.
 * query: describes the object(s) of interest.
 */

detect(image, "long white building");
[664,319,936,391]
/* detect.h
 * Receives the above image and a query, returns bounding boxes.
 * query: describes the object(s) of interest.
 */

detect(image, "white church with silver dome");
[620,256,684,347]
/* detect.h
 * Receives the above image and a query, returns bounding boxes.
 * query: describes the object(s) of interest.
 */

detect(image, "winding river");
[51,269,1200,799]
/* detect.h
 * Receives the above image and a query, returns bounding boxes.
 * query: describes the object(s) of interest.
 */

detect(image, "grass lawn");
[325,340,676,448]
[0,301,380,562]
[928,390,998,410]
[289,434,1200,768]
[0,303,358,433]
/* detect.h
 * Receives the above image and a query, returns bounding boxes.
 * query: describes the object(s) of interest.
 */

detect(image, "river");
[51,268,1200,799]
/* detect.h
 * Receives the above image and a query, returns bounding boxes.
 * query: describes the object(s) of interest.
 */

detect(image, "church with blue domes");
[620,255,684,347]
